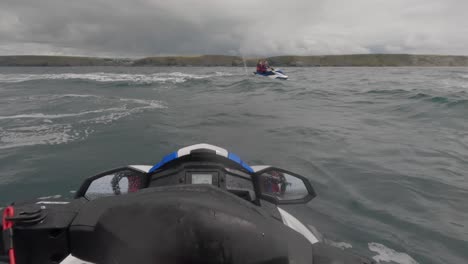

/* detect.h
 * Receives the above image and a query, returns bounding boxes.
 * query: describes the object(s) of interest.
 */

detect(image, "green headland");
[1,54,468,67]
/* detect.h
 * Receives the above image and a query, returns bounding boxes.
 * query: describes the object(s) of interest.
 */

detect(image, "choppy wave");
[361,87,468,111]
[37,195,62,200]
[0,101,165,121]
[0,124,92,149]
[369,243,419,264]
[0,108,125,120]
[0,94,101,105]
[49,94,100,99]
[119,98,166,109]
[364,89,410,95]
[0,71,233,84]
[81,111,131,125]
[1,67,468,263]
[324,239,353,250]
[0,95,166,148]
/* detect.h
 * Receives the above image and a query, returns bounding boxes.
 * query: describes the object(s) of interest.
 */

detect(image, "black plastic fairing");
[150,161,257,202]
[152,152,252,175]
[254,167,317,205]
[75,167,147,199]
[69,185,313,264]
[0,208,6,257]
[1,199,85,264]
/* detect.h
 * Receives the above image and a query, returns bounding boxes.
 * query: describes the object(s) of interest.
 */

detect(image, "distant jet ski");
[254,69,288,80]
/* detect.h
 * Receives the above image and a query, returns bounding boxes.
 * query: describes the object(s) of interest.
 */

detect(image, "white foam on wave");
[121,98,166,110]
[214,71,234,76]
[439,78,468,90]
[324,239,353,250]
[119,97,163,106]
[32,94,99,101]
[82,98,165,124]
[0,107,126,120]
[51,94,100,99]
[38,194,62,200]
[0,124,93,149]
[0,94,104,108]
[0,97,166,121]
[0,72,226,84]
[369,243,419,264]
[0,97,166,148]
[83,111,132,125]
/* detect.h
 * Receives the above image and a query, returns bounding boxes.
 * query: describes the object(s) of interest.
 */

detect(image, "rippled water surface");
[0,67,467,263]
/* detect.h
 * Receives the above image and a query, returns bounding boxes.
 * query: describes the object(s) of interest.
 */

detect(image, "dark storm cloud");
[0,0,467,56]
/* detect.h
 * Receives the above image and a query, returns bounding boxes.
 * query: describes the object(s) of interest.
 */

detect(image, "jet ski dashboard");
[149,161,256,201]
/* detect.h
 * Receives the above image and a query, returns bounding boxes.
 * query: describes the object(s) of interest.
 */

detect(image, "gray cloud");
[0,0,467,57]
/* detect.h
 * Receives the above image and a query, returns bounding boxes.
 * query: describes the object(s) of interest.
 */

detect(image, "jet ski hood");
[69,185,312,264]
[149,143,254,173]
[0,143,374,264]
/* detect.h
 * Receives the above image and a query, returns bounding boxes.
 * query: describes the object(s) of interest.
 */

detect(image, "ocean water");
[0,66,467,263]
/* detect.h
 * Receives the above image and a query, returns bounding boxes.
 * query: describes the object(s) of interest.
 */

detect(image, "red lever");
[2,206,16,264]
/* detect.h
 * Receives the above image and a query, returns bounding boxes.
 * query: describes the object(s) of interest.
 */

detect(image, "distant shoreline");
[1,54,468,67]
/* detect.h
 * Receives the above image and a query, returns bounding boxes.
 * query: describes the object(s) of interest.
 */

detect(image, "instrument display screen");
[191,173,213,184]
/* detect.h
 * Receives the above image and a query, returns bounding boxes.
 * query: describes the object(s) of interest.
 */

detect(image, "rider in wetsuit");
[256,59,275,76]
[256,60,266,74]
[262,170,288,195]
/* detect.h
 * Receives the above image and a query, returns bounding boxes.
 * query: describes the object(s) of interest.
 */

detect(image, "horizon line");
[1,53,468,59]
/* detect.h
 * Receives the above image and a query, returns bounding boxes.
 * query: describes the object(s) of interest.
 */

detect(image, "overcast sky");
[1,0,467,57]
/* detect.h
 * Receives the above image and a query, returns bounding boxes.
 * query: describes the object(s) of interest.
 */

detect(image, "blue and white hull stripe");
[149,143,254,173]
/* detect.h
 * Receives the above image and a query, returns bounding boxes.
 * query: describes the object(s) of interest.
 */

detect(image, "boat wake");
[0,71,234,84]
[0,94,166,149]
